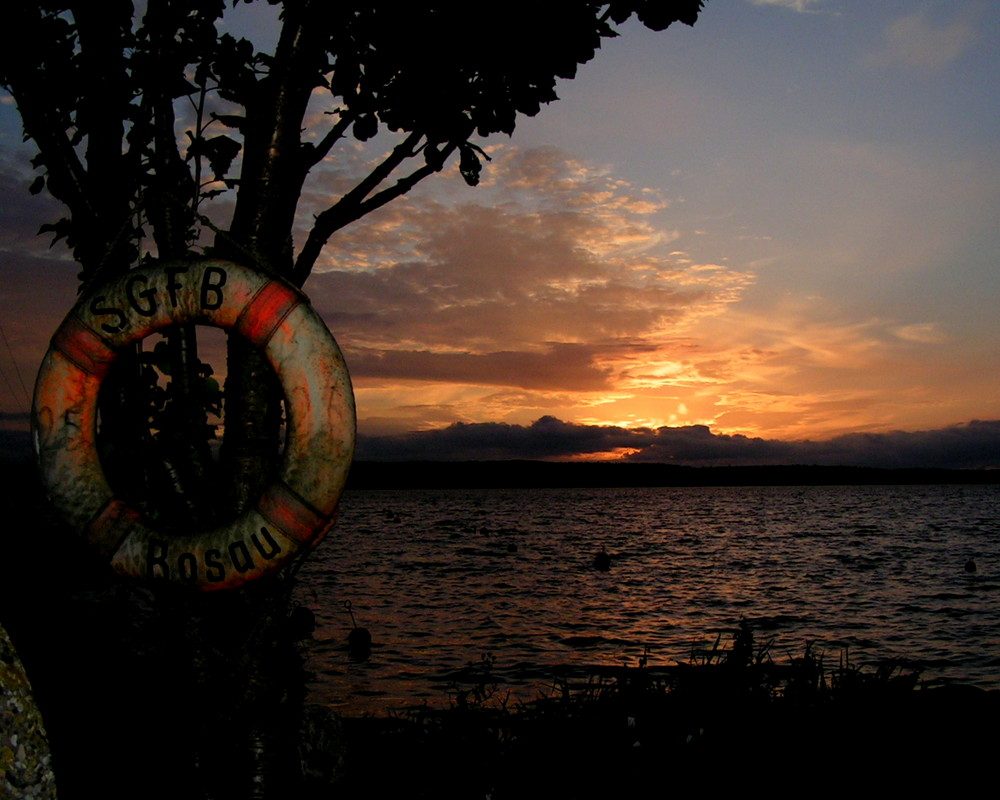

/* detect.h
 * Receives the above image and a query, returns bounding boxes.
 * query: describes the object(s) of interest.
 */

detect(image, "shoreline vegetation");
[2,464,998,796]
[337,627,999,797]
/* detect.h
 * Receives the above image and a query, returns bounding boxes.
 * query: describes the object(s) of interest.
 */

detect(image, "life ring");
[32,259,355,590]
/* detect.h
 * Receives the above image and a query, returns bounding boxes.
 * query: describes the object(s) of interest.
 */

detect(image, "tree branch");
[2,6,97,267]
[136,0,203,258]
[72,2,136,273]
[225,0,329,272]
[355,152,454,218]
[302,111,355,170]
[292,137,456,284]
[343,131,424,209]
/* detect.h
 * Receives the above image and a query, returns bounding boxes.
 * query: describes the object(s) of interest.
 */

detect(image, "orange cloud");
[293,144,997,445]
[296,147,757,435]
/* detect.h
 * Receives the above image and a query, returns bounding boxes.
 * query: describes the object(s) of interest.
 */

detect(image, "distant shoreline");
[346,460,1000,490]
[5,427,995,490]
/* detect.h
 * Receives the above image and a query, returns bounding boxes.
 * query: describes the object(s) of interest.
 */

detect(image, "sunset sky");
[1,1,998,467]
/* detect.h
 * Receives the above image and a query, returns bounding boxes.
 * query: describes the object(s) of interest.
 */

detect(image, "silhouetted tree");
[2,2,707,794]
[2,0,704,517]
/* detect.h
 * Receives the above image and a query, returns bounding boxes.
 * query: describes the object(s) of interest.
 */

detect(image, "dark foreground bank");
[335,637,1000,798]
[3,461,998,798]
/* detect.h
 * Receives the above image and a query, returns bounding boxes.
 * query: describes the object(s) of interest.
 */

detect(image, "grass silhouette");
[333,622,996,798]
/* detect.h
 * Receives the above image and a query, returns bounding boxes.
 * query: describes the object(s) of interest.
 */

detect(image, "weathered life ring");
[32,259,355,590]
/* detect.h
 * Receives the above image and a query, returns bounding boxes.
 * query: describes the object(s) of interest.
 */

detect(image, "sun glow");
[556,447,644,462]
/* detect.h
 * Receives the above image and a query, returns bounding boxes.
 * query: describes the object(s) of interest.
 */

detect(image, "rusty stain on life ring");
[31,259,356,590]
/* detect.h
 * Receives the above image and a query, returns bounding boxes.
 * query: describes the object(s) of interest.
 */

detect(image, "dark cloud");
[356,416,1000,469]
[347,343,614,392]
[356,416,618,461]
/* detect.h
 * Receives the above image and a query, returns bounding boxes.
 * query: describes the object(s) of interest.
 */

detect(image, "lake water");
[294,484,1000,715]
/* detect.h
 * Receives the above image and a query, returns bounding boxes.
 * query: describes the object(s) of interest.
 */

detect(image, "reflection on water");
[295,484,1000,715]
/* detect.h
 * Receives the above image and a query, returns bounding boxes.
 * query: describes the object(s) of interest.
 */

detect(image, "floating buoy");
[344,600,372,660]
[347,626,372,655]
[32,259,355,590]
[287,604,317,640]
[593,545,611,572]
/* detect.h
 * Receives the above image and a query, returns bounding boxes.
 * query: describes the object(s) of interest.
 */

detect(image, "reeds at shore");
[333,622,997,798]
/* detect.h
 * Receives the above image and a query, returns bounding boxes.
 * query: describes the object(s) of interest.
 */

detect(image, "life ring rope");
[88,498,143,560]
[52,315,118,378]
[258,479,328,545]
[235,280,302,346]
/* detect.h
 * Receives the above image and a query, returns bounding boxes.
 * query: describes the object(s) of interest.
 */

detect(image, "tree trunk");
[219,333,283,518]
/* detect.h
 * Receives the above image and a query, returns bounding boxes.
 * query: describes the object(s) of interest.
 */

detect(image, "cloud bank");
[357,416,1000,470]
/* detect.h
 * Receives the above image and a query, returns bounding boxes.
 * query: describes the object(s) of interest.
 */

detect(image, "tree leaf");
[187,134,243,180]
[459,141,486,187]
[353,114,378,142]
[210,113,247,130]
[38,218,72,245]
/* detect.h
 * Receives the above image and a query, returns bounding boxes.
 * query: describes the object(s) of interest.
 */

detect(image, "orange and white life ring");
[32,259,355,590]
